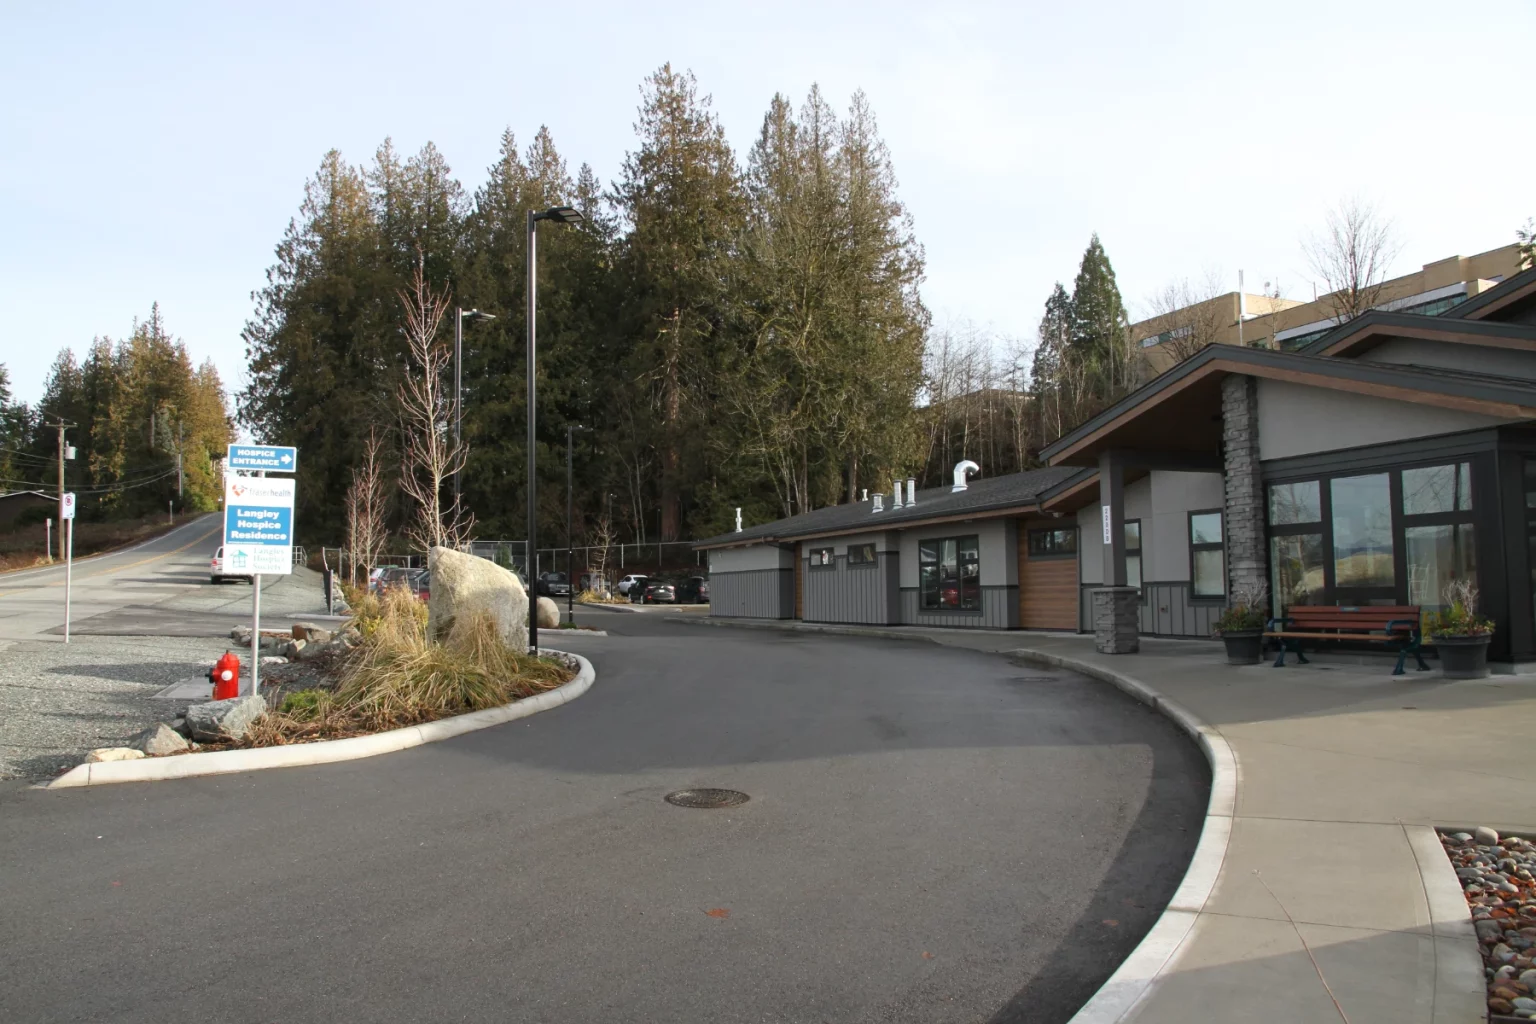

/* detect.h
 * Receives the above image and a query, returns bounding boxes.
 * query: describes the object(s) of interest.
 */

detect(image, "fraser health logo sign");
[223,475,296,576]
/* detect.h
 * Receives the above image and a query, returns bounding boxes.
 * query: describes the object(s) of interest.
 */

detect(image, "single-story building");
[0,490,56,528]
[696,264,1536,664]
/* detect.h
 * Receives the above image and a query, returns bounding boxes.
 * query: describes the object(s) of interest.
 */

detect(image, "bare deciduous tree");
[1304,197,1404,323]
[396,256,473,552]
[344,425,390,586]
[1142,271,1232,368]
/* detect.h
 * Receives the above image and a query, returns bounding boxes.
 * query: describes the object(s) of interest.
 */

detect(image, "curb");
[1003,647,1235,1024]
[49,651,594,789]
[681,617,1233,1024]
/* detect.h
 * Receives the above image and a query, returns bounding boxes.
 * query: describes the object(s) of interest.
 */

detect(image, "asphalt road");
[1,613,1207,1024]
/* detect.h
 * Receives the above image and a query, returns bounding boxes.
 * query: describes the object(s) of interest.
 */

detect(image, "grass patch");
[245,587,574,746]
[576,588,628,605]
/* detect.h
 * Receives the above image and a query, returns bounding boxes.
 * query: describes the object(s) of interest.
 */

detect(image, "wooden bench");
[1264,605,1427,675]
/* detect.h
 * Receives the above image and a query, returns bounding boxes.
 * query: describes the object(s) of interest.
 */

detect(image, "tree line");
[239,65,929,551]
[2,306,234,520]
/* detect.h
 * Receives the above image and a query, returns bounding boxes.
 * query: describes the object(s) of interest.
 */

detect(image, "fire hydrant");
[208,650,241,700]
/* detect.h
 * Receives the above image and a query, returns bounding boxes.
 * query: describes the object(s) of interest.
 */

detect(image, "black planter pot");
[1220,630,1264,665]
[1432,635,1491,679]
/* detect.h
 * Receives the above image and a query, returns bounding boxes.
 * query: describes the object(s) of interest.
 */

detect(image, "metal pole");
[567,425,574,624]
[63,517,72,643]
[56,421,65,563]
[250,574,261,696]
[454,307,463,506]
[526,210,539,654]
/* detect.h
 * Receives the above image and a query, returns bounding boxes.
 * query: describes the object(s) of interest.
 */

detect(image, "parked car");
[536,572,572,598]
[617,574,647,596]
[209,545,254,584]
[674,576,710,604]
[371,566,423,595]
[641,578,676,604]
[626,575,651,603]
[412,570,430,602]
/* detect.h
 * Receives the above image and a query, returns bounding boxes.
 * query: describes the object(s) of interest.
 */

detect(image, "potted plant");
[1214,580,1269,665]
[1424,580,1494,679]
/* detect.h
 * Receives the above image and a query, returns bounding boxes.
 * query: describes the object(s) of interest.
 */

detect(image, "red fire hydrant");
[209,650,241,700]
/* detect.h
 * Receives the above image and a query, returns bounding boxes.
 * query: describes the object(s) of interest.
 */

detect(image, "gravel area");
[1440,827,1536,1019]
[0,634,232,781]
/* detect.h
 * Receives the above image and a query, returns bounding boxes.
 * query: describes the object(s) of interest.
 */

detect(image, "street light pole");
[453,307,495,508]
[526,206,584,654]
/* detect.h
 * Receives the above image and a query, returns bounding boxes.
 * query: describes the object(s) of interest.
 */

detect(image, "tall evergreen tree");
[1068,233,1130,396]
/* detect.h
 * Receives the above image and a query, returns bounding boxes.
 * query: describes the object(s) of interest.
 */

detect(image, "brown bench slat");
[1265,632,1404,641]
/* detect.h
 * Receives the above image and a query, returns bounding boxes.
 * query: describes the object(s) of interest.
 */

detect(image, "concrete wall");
[1359,337,1536,381]
[708,543,794,619]
[801,532,899,625]
[1255,378,1504,462]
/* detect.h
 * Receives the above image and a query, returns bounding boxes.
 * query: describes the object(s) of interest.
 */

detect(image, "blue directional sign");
[222,476,296,575]
[227,444,298,473]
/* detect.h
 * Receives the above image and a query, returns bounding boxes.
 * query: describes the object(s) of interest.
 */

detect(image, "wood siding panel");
[1018,519,1080,630]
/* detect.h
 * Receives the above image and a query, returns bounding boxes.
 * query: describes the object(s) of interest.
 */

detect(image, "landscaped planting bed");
[1439,827,1536,1020]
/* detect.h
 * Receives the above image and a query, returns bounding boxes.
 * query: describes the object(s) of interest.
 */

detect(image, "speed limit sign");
[61,492,76,520]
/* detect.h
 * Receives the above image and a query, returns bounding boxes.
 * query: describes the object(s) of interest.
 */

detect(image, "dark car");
[625,575,650,603]
[674,576,710,604]
[642,579,676,604]
[536,572,572,597]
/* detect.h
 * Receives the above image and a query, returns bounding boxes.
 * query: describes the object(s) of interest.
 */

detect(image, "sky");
[2,0,1532,409]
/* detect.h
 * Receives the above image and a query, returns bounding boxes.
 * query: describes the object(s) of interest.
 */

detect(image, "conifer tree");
[1068,233,1130,397]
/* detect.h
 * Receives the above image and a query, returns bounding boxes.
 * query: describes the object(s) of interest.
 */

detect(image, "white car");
[210,545,254,584]
[617,574,647,596]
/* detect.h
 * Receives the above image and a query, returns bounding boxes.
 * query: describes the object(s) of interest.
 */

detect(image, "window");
[1125,520,1142,591]
[1402,462,1475,612]
[1266,461,1479,615]
[847,543,876,566]
[1189,511,1224,598]
[919,535,981,611]
[809,547,834,568]
[1331,473,1394,591]
[1028,527,1077,557]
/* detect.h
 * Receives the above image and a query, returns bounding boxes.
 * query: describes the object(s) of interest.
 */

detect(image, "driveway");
[1,615,1207,1023]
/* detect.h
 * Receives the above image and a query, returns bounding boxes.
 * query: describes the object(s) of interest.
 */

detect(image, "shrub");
[1423,580,1494,640]
[278,689,335,721]
[1214,579,1269,636]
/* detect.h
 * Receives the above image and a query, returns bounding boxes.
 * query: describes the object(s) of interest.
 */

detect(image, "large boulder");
[130,722,191,755]
[185,695,268,742]
[536,596,560,629]
[427,547,529,652]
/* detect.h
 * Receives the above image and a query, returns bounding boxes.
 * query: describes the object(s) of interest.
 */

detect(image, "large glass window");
[1330,473,1394,590]
[1402,463,1472,515]
[1269,481,1321,525]
[847,543,876,566]
[1190,511,1224,598]
[1271,533,1326,610]
[1405,524,1475,610]
[919,535,981,611]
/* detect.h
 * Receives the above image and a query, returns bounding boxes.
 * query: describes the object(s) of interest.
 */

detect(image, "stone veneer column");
[1092,587,1141,654]
[1221,374,1266,601]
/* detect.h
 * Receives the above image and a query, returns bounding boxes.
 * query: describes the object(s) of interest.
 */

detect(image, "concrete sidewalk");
[692,619,1535,1023]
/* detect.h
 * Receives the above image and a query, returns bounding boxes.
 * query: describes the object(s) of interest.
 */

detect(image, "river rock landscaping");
[1440,827,1536,1020]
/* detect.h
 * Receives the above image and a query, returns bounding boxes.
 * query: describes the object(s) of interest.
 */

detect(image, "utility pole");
[51,417,75,563]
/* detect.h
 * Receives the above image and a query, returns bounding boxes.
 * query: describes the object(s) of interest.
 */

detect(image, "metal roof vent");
[734,507,742,532]
[906,478,916,506]
[871,493,885,513]
[891,479,903,509]
[952,460,979,492]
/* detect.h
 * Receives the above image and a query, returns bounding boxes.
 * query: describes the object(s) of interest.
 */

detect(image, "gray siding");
[1077,582,1219,638]
[711,568,794,619]
[900,585,1017,629]
[803,552,899,624]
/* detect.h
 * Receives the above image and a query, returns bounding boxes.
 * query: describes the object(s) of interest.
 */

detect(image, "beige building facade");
[1134,242,1527,377]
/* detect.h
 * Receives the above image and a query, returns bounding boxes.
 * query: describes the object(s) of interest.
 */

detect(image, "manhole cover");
[665,788,750,809]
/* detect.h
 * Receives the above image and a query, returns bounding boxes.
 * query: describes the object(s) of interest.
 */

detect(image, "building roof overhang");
[1297,310,1536,358]
[1443,264,1536,322]
[1040,345,1536,468]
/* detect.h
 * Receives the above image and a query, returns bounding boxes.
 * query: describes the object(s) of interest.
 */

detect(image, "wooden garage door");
[1018,520,1079,630]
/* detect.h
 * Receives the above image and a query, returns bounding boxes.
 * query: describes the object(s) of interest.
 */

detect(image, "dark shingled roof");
[694,465,1088,549]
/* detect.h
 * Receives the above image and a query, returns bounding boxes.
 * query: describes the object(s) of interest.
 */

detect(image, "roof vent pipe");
[872,493,885,513]
[891,479,903,508]
[906,478,916,506]
[952,460,979,492]
[734,507,742,533]
[861,488,868,502]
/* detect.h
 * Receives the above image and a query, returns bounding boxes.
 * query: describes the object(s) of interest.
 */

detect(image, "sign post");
[61,493,75,643]
[223,469,296,697]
